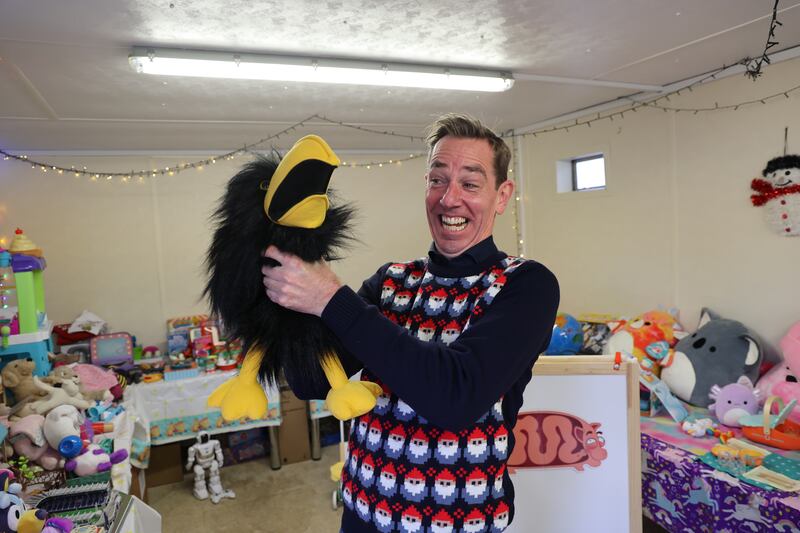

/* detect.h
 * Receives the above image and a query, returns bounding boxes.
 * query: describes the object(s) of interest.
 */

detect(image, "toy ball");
[545,313,584,355]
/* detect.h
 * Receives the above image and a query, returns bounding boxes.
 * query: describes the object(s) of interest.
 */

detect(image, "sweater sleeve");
[321,261,560,430]
[282,263,389,400]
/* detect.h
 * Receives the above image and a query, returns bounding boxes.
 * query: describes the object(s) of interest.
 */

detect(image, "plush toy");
[661,308,763,407]
[1,360,46,404]
[205,135,381,421]
[40,517,72,533]
[71,364,116,402]
[750,154,800,236]
[41,366,111,402]
[8,415,64,470]
[43,405,83,458]
[64,443,128,477]
[709,376,761,427]
[605,310,685,377]
[681,417,715,437]
[544,313,583,355]
[756,320,800,421]
[0,469,45,533]
[18,377,90,418]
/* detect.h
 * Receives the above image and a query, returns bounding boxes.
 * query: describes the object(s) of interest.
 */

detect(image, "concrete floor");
[149,445,666,533]
[148,445,343,533]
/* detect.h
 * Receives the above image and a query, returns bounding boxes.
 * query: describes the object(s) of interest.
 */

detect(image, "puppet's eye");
[786,170,792,176]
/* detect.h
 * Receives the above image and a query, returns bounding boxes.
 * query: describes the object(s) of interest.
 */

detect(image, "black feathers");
[204,155,354,390]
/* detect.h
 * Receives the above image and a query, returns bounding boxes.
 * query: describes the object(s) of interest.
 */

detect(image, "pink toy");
[756,321,800,421]
[709,376,761,427]
[8,415,64,470]
[508,411,608,471]
[71,364,118,395]
[64,443,127,477]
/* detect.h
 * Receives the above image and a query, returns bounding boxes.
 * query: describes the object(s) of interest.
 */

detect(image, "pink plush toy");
[64,443,128,477]
[8,415,64,470]
[756,321,800,421]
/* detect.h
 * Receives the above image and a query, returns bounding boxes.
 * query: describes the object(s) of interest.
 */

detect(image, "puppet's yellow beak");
[264,134,341,229]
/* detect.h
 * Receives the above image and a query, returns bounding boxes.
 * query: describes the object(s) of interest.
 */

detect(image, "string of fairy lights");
[5,62,799,182]
[0,0,792,179]
[3,66,798,182]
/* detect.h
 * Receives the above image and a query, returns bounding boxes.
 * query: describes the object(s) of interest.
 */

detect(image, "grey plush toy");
[661,308,762,407]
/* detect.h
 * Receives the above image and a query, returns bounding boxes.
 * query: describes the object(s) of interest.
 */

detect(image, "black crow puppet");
[205,135,381,421]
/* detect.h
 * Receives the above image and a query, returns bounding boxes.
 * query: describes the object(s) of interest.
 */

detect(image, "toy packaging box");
[223,428,268,465]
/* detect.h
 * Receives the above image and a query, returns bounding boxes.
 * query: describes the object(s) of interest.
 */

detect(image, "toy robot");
[185,431,235,504]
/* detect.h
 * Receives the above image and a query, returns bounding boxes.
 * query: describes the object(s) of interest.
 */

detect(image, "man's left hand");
[261,246,342,317]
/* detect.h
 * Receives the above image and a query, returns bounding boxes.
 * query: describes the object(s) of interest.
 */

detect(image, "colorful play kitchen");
[0,229,52,376]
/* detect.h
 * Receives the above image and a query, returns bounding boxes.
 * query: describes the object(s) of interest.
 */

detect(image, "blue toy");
[545,313,584,355]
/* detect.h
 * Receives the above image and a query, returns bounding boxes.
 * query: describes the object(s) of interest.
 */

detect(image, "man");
[263,114,559,533]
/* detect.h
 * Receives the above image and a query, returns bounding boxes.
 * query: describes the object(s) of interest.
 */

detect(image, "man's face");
[425,136,513,258]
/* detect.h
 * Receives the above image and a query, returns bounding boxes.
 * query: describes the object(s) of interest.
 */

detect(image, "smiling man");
[262,114,559,533]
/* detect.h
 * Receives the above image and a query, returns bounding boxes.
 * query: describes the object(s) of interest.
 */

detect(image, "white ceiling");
[1,0,799,152]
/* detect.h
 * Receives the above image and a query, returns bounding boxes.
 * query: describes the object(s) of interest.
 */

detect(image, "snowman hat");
[763,155,800,176]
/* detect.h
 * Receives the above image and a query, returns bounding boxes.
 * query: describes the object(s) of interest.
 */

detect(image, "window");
[556,153,606,193]
[572,154,606,191]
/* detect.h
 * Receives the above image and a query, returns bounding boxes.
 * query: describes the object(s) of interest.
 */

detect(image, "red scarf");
[750,178,800,206]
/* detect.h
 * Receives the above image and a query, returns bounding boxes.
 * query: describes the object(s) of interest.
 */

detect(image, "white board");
[507,356,641,533]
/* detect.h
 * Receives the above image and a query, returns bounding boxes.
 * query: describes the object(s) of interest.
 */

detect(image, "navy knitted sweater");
[287,237,559,533]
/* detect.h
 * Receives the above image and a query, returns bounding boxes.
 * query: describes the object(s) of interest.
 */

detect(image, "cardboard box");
[144,442,184,487]
[130,467,148,503]
[278,409,311,465]
[279,386,307,413]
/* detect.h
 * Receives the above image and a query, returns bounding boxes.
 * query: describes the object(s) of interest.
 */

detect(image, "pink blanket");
[72,363,118,391]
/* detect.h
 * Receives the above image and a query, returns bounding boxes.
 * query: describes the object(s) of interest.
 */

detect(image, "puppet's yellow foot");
[330,461,344,482]
[325,380,383,421]
[208,353,268,421]
[208,377,268,421]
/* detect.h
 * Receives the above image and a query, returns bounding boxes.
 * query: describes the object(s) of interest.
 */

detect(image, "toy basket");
[741,395,800,451]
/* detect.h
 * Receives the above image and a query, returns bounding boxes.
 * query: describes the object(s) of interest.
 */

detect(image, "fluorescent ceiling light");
[129,47,514,92]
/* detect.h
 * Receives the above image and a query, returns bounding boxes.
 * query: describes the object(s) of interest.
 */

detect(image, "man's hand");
[261,246,342,316]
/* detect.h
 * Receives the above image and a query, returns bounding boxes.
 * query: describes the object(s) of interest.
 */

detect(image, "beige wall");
[0,152,518,347]
[521,56,800,354]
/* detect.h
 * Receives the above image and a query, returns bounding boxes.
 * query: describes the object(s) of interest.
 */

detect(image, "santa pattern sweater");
[288,238,559,533]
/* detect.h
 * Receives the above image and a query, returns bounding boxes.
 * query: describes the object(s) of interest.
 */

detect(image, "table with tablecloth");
[641,412,800,532]
[124,370,282,469]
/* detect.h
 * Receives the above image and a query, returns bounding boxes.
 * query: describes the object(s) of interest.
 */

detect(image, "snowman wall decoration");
[751,155,800,236]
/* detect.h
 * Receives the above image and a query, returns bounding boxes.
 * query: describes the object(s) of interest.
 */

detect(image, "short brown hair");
[425,113,511,188]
